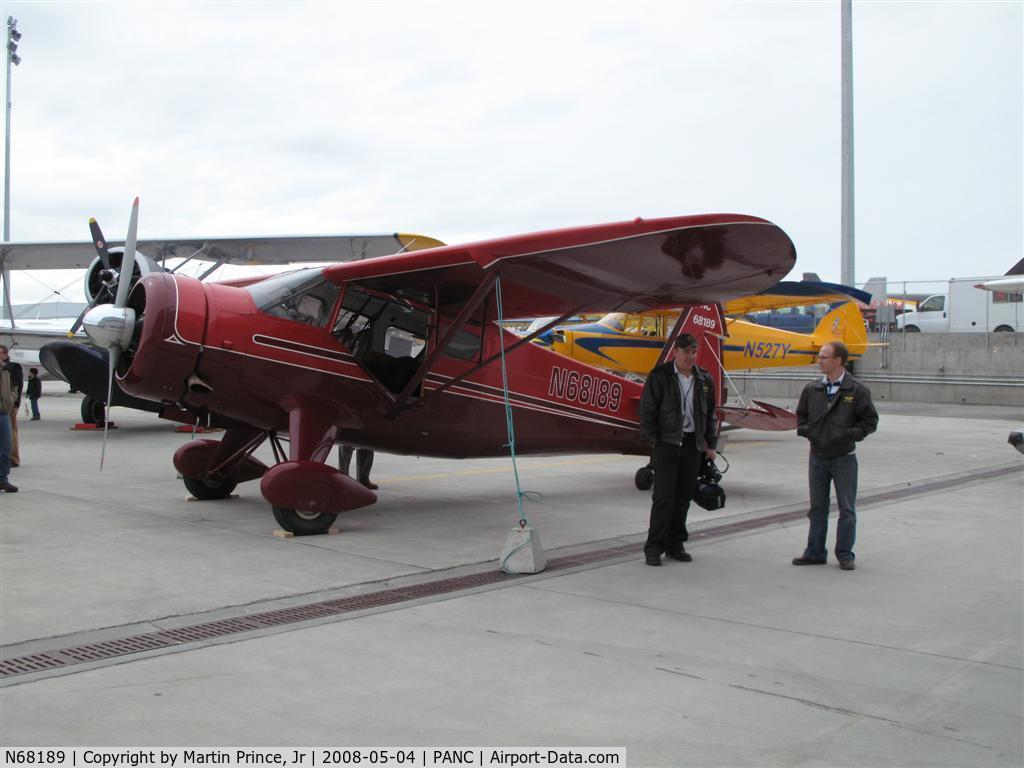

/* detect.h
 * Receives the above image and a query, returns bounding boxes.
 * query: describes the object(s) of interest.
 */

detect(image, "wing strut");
[386,272,498,416]
[384,273,584,416]
[412,306,585,409]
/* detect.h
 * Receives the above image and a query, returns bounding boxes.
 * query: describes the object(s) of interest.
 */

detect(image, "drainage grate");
[3,463,1015,681]
[0,550,632,680]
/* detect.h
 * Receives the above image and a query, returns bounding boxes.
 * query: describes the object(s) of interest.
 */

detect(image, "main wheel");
[272,506,338,536]
[634,465,655,491]
[81,396,105,424]
[183,475,238,501]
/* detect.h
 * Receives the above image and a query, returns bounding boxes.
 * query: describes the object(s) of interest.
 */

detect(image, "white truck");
[896,277,1022,333]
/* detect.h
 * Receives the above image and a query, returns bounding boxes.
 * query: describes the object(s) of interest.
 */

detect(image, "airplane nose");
[82,304,137,351]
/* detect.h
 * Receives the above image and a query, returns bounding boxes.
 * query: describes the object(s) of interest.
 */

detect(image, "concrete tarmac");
[1,383,1022,766]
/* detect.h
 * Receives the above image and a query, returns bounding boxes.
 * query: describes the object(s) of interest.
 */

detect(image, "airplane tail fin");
[663,304,798,432]
[659,304,726,424]
[811,301,867,359]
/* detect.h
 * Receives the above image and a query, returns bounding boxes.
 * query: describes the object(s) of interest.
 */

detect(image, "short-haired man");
[792,341,878,570]
[639,333,718,566]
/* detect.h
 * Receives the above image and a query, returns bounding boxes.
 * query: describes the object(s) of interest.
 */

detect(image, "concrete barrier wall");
[727,332,1024,406]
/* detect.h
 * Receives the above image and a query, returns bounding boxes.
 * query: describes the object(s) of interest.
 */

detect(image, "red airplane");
[82,202,796,534]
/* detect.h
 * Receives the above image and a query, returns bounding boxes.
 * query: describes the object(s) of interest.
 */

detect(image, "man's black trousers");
[644,436,701,558]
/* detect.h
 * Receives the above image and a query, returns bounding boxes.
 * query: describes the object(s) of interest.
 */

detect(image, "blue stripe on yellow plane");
[537,284,870,376]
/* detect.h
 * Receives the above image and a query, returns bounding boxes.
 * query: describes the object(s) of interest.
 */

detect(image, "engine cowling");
[118,272,207,405]
[83,248,162,305]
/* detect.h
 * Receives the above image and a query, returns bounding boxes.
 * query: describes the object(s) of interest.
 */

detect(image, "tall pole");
[4,16,20,243]
[840,0,855,287]
[3,16,20,328]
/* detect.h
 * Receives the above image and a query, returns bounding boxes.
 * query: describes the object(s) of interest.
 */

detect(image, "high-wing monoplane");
[73,203,796,534]
[4,224,444,421]
[535,292,869,377]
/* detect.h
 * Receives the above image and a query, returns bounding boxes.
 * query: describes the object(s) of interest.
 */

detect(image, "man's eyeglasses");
[816,355,835,360]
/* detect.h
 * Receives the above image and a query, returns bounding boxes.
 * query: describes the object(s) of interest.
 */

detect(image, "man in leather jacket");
[639,333,717,566]
[792,341,878,570]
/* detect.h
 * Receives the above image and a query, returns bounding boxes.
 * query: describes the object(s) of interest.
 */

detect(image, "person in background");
[0,345,21,468]
[0,345,18,492]
[26,368,42,421]
[338,445,379,490]
[792,341,878,571]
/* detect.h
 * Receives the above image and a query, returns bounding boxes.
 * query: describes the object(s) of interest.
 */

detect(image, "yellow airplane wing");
[725,280,872,315]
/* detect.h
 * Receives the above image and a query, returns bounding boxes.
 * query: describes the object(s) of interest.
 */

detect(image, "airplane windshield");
[246,269,339,328]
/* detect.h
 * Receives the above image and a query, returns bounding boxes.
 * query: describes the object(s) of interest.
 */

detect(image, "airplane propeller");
[67,217,128,337]
[89,217,112,272]
[80,197,140,469]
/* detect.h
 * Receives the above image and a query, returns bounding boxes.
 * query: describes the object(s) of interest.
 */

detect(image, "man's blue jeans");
[803,451,858,562]
[0,413,11,483]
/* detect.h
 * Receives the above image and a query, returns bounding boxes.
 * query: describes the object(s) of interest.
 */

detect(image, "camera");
[701,457,722,484]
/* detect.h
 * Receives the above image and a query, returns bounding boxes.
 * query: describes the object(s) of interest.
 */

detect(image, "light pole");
[840,0,855,287]
[4,16,21,243]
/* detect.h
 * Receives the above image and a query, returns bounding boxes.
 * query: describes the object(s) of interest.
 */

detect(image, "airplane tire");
[272,506,338,536]
[183,475,238,501]
[81,396,105,425]
[634,466,655,491]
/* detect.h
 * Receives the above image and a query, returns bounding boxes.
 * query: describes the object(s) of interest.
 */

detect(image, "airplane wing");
[975,276,1024,293]
[0,233,444,270]
[324,214,796,318]
[725,280,872,315]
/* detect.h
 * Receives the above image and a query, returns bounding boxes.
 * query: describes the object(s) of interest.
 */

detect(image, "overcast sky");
[2,0,1021,304]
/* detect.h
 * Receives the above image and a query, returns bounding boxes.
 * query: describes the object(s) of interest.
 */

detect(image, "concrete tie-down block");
[499,525,546,574]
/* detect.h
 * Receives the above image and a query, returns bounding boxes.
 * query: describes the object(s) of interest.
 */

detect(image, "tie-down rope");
[494,276,543,573]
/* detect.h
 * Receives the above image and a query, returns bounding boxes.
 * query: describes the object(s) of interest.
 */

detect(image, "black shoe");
[359,480,379,490]
[645,555,662,566]
[665,549,692,562]
[30,417,40,421]
[792,556,827,565]
[839,559,856,571]
[0,481,18,493]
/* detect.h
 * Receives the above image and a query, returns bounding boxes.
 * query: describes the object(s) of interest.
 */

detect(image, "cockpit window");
[601,313,626,332]
[245,269,339,327]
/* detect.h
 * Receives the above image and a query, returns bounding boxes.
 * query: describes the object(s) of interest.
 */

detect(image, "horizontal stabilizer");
[718,400,797,431]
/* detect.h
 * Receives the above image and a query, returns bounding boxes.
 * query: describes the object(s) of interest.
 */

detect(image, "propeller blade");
[67,298,98,337]
[89,217,112,271]
[99,347,119,471]
[114,197,140,308]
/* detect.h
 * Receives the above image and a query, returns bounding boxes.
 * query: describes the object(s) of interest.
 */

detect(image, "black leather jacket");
[796,373,878,457]
[639,361,718,452]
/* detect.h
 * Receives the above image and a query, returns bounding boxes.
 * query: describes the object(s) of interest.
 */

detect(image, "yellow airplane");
[536,300,868,375]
